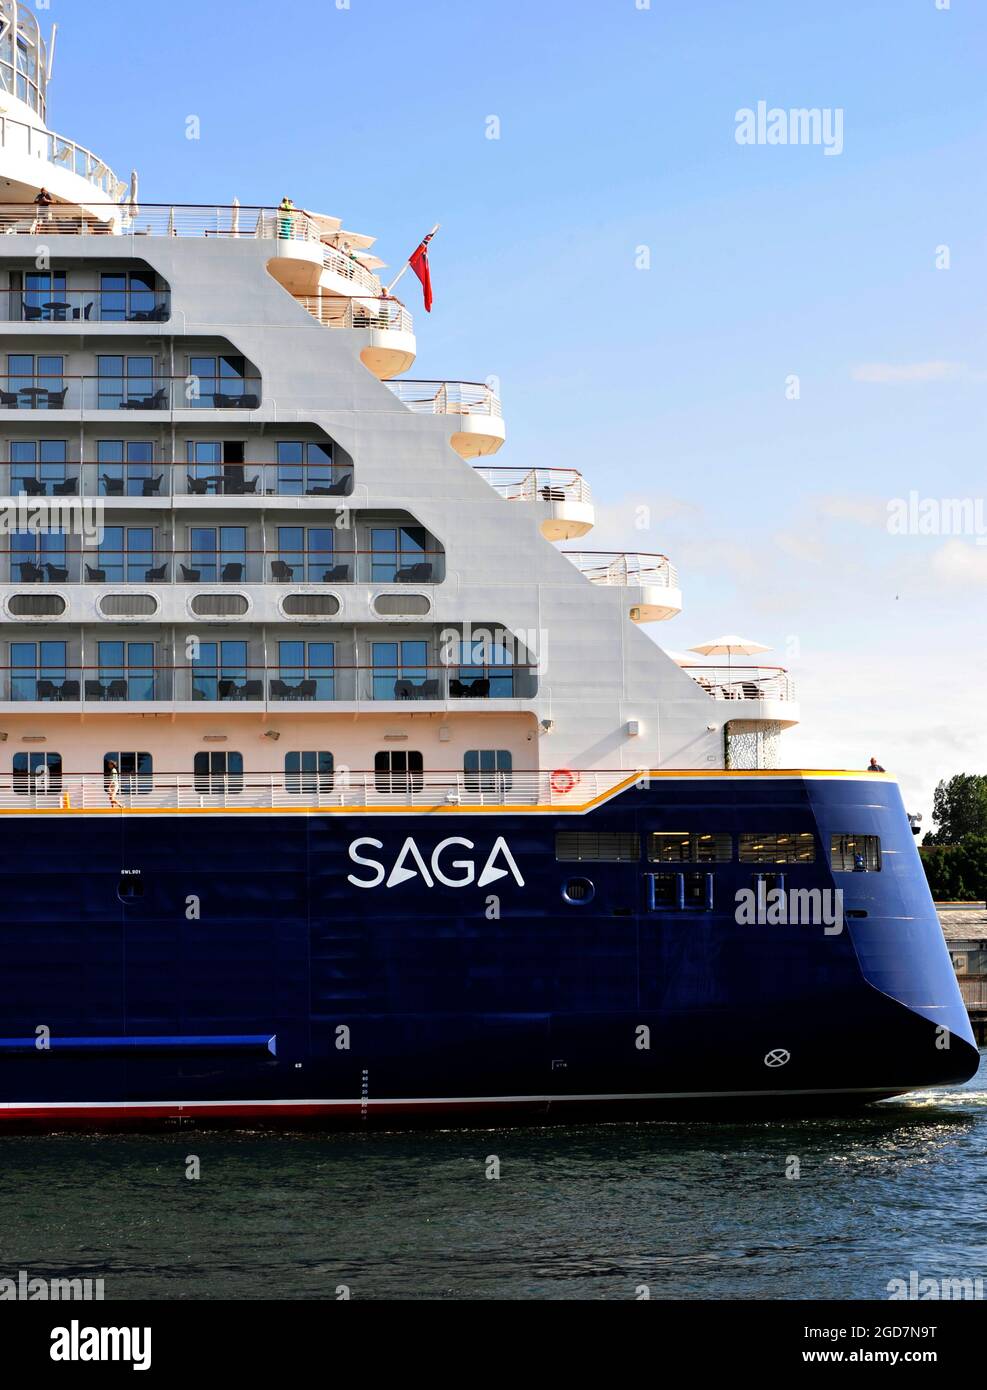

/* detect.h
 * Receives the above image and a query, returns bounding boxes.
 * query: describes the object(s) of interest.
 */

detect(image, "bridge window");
[648,832,732,863]
[193,751,243,795]
[738,832,815,864]
[103,752,153,796]
[464,749,512,793]
[374,750,423,795]
[556,831,640,862]
[830,834,881,872]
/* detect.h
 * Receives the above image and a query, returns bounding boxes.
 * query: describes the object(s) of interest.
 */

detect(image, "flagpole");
[386,223,439,294]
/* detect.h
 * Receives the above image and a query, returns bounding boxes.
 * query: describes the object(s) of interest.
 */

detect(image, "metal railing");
[472,467,592,505]
[321,246,383,295]
[0,120,120,198]
[0,202,324,240]
[0,375,261,413]
[682,665,797,702]
[0,289,171,323]
[562,551,679,589]
[0,768,633,811]
[385,380,503,419]
[294,294,413,335]
[0,663,537,705]
[0,460,350,499]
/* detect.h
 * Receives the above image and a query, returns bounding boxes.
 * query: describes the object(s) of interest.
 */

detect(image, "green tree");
[925,773,987,846]
[920,835,987,901]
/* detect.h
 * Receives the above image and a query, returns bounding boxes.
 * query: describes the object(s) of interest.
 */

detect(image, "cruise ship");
[0,9,977,1126]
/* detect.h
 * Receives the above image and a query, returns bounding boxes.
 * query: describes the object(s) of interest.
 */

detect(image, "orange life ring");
[551,768,578,795]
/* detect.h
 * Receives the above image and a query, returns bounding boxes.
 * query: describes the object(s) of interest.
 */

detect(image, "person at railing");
[868,756,885,772]
[278,196,296,239]
[106,759,122,809]
[32,186,53,232]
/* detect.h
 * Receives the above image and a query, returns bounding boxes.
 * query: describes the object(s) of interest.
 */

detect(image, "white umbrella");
[689,634,771,676]
[127,169,139,221]
[231,197,240,236]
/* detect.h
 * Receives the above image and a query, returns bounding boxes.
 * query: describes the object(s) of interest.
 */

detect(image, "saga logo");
[347,836,525,889]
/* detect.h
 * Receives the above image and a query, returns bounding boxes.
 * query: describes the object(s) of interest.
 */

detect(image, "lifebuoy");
[551,768,578,795]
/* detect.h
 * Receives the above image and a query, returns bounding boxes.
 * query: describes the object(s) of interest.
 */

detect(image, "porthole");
[190,593,250,618]
[373,593,431,617]
[7,592,67,617]
[98,593,158,618]
[280,593,340,617]
[562,876,595,906]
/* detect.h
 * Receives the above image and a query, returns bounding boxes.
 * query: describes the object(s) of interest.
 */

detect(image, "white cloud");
[929,539,987,584]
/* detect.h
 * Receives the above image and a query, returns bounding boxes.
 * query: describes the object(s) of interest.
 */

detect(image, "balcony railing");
[0,768,636,811]
[0,290,171,323]
[472,467,592,505]
[0,375,261,413]
[386,380,502,419]
[0,202,324,240]
[562,551,679,589]
[682,666,797,703]
[294,295,413,335]
[4,548,445,586]
[0,460,351,499]
[321,247,383,295]
[0,122,121,199]
[0,663,537,705]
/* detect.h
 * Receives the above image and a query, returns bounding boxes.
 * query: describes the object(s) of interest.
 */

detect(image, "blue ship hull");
[0,774,977,1126]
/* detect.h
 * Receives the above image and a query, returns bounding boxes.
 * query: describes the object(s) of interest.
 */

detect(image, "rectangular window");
[374,750,424,795]
[372,639,429,700]
[12,751,62,795]
[96,641,154,701]
[192,641,248,701]
[11,640,66,700]
[464,749,513,794]
[738,832,815,864]
[10,439,68,495]
[644,871,714,911]
[648,832,732,863]
[97,355,155,409]
[276,441,333,495]
[104,752,153,796]
[556,831,641,862]
[830,834,882,872]
[193,751,244,795]
[97,440,155,496]
[285,751,334,794]
[276,640,334,700]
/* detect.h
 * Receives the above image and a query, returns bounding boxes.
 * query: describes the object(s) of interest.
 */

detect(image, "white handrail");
[563,551,679,589]
[0,117,120,198]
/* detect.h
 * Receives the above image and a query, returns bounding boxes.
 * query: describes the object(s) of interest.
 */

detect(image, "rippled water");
[2,1055,985,1300]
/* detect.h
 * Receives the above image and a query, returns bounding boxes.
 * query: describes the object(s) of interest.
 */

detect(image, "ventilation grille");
[8,593,67,617]
[191,593,250,617]
[281,593,340,616]
[556,832,641,862]
[374,593,431,616]
[98,593,158,618]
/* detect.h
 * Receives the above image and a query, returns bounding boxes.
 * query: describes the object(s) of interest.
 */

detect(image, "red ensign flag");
[409,232,434,312]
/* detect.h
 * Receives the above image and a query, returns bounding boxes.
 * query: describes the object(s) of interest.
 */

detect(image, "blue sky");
[46,0,987,823]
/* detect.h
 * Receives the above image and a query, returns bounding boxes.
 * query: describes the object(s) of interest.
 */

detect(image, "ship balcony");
[682,665,800,727]
[2,544,446,586]
[0,460,353,501]
[562,551,682,622]
[0,662,538,710]
[385,380,505,458]
[472,467,594,540]
[0,288,171,325]
[0,374,262,415]
[293,295,415,379]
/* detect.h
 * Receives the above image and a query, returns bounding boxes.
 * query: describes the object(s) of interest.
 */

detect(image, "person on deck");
[867,757,885,772]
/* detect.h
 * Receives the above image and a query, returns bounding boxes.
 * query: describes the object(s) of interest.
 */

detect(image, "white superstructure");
[0,18,798,807]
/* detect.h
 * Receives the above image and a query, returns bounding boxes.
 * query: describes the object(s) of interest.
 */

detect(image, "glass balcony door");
[22,271,67,322]
[99,271,158,323]
[10,439,68,495]
[6,354,64,409]
[96,526,155,583]
[97,356,156,410]
[96,641,154,701]
[188,354,247,408]
[372,640,429,700]
[457,636,516,698]
[192,640,248,701]
[97,440,156,497]
[11,529,66,581]
[276,526,334,583]
[276,441,333,496]
[187,527,246,583]
[369,525,428,582]
[11,641,67,700]
[276,641,334,700]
